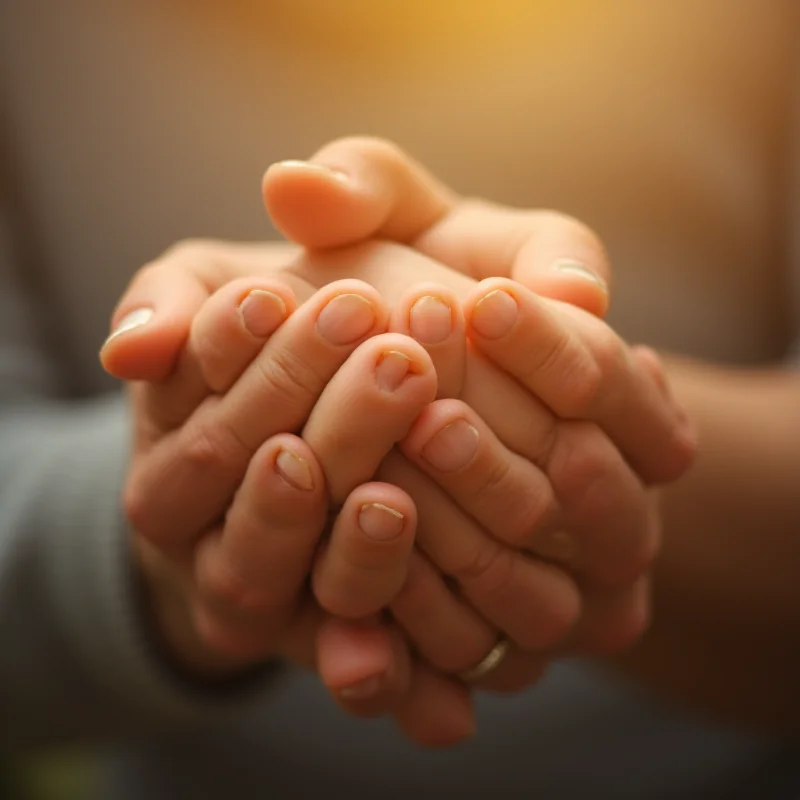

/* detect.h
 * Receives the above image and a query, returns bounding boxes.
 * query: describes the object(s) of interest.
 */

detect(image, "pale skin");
[101,138,696,745]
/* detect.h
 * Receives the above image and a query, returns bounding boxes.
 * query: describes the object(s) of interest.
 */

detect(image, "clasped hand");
[101,138,695,746]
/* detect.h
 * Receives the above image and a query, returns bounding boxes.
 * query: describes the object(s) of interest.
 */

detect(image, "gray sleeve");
[0,215,277,750]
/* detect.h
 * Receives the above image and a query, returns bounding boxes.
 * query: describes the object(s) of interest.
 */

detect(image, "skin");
[100,137,695,744]
[277,137,800,731]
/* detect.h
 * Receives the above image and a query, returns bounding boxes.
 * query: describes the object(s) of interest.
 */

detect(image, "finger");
[317,617,413,718]
[416,203,611,317]
[390,551,497,674]
[526,423,660,589]
[125,280,389,549]
[388,283,467,398]
[301,333,437,504]
[140,277,296,436]
[562,576,651,657]
[190,434,326,659]
[401,392,657,589]
[378,451,581,653]
[399,399,557,549]
[263,137,456,249]
[264,137,608,316]
[464,278,695,483]
[391,555,548,694]
[392,665,476,748]
[100,256,208,381]
[312,483,417,619]
[100,240,300,380]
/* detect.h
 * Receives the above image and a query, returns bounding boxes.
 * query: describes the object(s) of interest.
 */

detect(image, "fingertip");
[263,158,374,249]
[100,309,187,381]
[317,618,406,718]
[313,484,417,620]
[531,266,610,318]
[394,668,476,748]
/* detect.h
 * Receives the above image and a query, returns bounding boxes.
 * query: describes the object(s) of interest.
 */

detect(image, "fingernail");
[338,675,383,700]
[421,419,479,473]
[238,290,287,338]
[275,448,315,492]
[470,290,518,340]
[316,294,376,345]
[277,159,349,183]
[375,350,412,392]
[358,503,405,542]
[551,259,607,289]
[104,308,154,345]
[409,295,452,345]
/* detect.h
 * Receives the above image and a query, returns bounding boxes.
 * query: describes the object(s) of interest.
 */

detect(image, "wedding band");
[457,638,510,683]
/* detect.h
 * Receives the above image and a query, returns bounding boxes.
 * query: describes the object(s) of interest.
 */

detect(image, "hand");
[102,258,474,746]
[103,136,692,724]
[259,140,695,685]
[264,137,695,483]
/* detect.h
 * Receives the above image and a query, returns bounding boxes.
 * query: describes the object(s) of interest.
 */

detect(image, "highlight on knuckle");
[192,326,230,393]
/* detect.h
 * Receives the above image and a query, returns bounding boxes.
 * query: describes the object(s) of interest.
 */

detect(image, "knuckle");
[309,580,346,616]
[524,327,605,421]
[316,575,387,619]
[473,456,514,503]
[590,327,626,382]
[199,556,275,615]
[548,423,615,501]
[553,347,604,419]
[454,540,514,596]
[182,403,252,469]
[497,482,555,549]
[519,410,559,469]
[508,503,555,550]
[254,345,322,411]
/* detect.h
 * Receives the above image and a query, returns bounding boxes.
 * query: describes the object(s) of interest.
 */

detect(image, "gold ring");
[457,638,510,683]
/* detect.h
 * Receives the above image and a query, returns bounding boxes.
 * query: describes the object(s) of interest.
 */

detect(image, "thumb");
[264,137,609,317]
[263,136,456,249]
[100,261,208,381]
